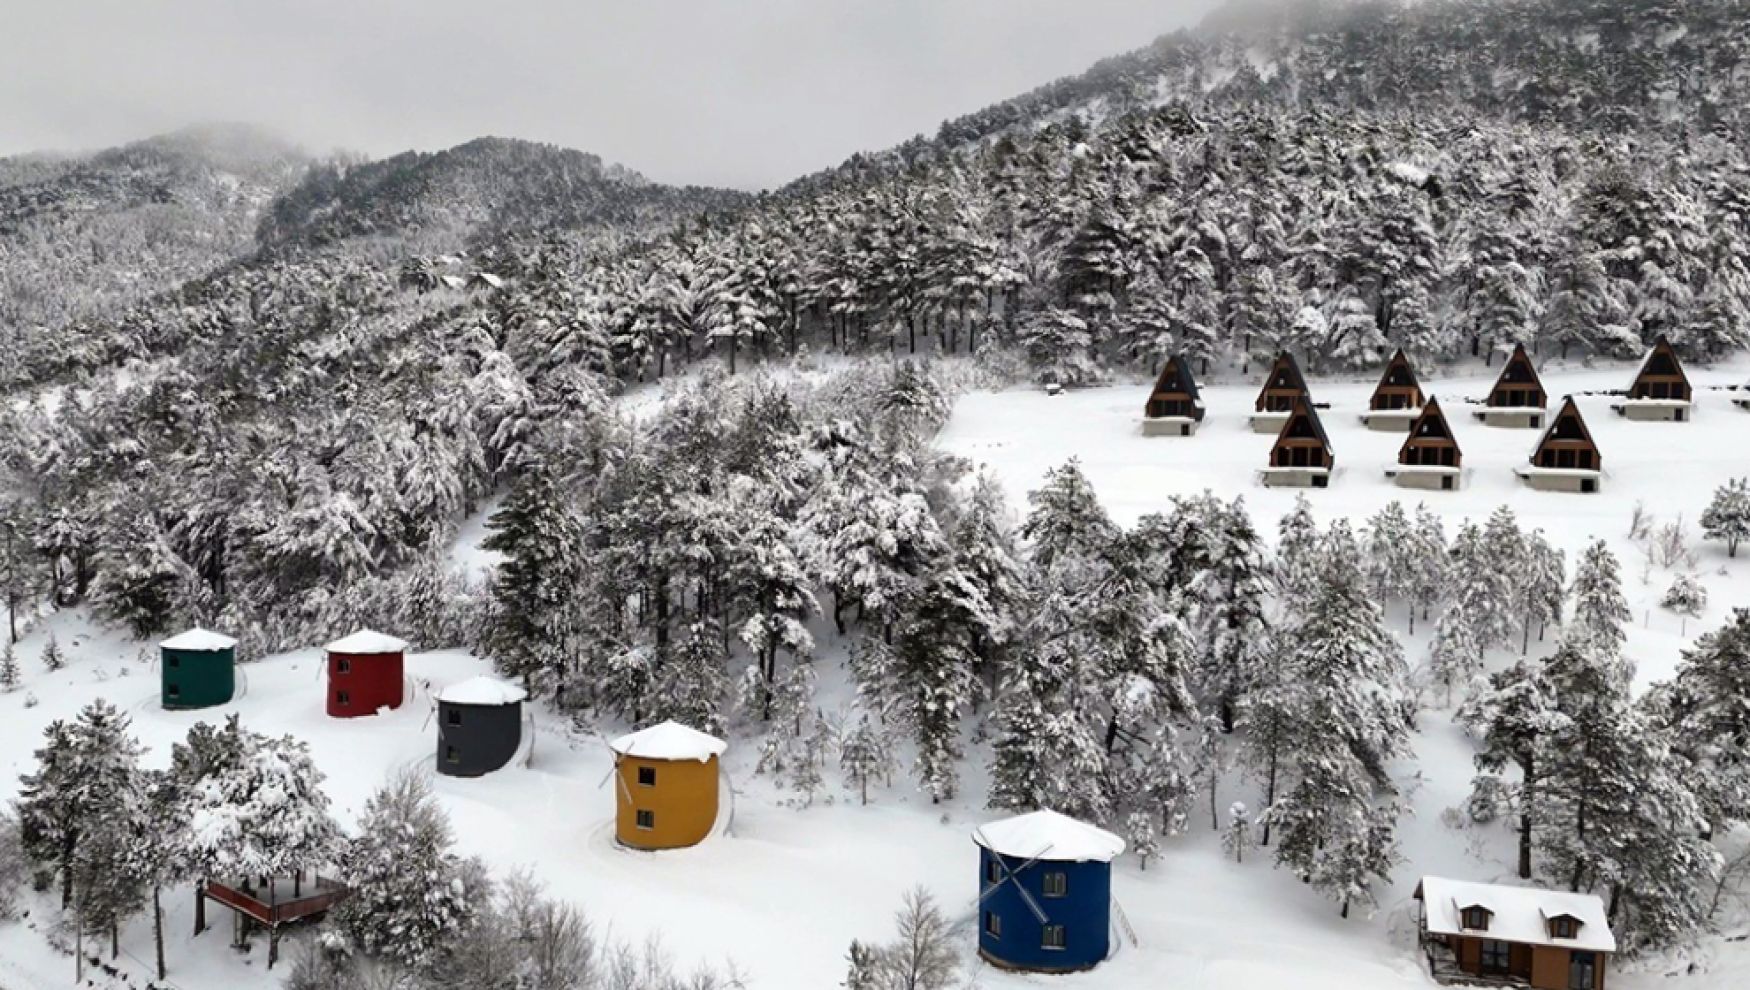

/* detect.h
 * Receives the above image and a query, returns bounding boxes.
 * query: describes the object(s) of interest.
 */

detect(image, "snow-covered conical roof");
[324,629,408,654]
[437,676,527,706]
[160,628,238,651]
[973,809,1126,863]
[609,720,727,762]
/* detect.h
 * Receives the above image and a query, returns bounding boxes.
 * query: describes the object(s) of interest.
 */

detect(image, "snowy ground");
[3,359,1749,989]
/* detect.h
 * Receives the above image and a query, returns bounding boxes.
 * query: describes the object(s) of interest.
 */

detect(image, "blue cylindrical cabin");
[974,810,1125,973]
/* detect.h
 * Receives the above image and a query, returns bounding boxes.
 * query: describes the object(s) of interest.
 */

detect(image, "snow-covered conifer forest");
[5,0,1750,987]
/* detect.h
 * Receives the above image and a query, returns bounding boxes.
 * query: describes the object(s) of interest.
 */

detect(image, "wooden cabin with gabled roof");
[1515,397,1602,493]
[1360,349,1426,431]
[1475,344,1548,429]
[1260,396,1333,488]
[1611,334,1692,421]
[1414,876,1614,990]
[1387,395,1462,491]
[1141,354,1206,436]
[1250,352,1311,433]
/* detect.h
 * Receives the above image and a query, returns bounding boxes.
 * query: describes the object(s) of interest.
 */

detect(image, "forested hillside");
[0,124,308,343]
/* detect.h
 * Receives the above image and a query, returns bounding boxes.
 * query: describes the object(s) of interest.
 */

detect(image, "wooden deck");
[203,875,347,927]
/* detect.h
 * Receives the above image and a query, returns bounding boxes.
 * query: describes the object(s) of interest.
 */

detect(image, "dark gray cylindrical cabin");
[436,677,527,777]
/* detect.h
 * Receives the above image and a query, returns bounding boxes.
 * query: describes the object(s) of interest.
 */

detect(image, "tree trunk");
[154,886,166,979]
[1260,749,1279,846]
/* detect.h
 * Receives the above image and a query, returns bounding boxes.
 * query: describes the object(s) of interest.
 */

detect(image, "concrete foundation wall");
[1475,409,1545,429]
[1392,471,1459,491]
[1261,470,1329,489]
[1141,418,1198,437]
[1249,414,1289,434]
[1615,404,1687,422]
[1521,473,1599,493]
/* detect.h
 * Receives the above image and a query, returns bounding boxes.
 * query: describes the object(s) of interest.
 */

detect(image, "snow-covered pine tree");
[1457,659,1560,879]
[1663,610,1750,836]
[481,461,586,693]
[1363,501,1415,609]
[1020,459,1116,572]
[40,632,65,672]
[1222,802,1254,864]
[1568,539,1631,657]
[1660,574,1707,617]
[15,700,144,909]
[1274,495,1320,601]
[0,642,18,690]
[645,621,729,734]
[1195,496,1270,732]
[1405,503,1449,635]
[1263,521,1408,915]
[1701,477,1750,558]
[1518,530,1567,653]
[333,770,478,966]
[838,712,897,806]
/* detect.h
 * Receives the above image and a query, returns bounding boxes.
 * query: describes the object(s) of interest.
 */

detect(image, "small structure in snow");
[1475,344,1548,428]
[608,721,727,850]
[160,628,238,710]
[1736,382,1750,411]
[469,272,506,292]
[1515,397,1602,493]
[1140,354,1206,436]
[1250,351,1311,433]
[974,810,1125,974]
[436,676,528,777]
[1610,334,1692,421]
[198,873,348,969]
[324,629,408,719]
[1260,396,1333,488]
[1388,395,1463,491]
[1360,349,1426,431]
[1414,876,1613,990]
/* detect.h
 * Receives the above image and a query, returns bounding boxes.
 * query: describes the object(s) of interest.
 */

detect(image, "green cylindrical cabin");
[160,629,239,710]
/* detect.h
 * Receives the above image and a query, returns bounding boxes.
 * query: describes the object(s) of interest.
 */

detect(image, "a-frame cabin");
[1141,354,1206,436]
[1475,344,1548,428]
[1250,352,1311,433]
[1261,396,1333,488]
[1388,396,1463,491]
[1361,349,1426,431]
[1611,335,1693,421]
[1737,379,1750,411]
[1515,397,1602,493]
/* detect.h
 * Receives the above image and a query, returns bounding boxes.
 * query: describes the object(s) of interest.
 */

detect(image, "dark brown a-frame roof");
[1371,349,1425,410]
[1530,397,1602,471]
[1627,335,1692,400]
[1256,352,1310,412]
[1487,344,1547,408]
[1399,395,1462,467]
[1270,395,1334,468]
[1145,354,1203,414]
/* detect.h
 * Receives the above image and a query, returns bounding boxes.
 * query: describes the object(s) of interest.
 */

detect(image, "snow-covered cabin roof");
[160,628,238,651]
[437,676,527,706]
[609,721,727,762]
[324,629,408,655]
[1418,876,1616,953]
[972,810,1126,863]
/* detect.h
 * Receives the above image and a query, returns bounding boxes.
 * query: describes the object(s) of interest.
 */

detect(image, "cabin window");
[637,766,657,787]
[1550,917,1578,940]
[167,684,181,698]
[1569,950,1597,989]
[635,810,655,830]
[167,655,180,669]
[1041,925,1066,950]
[445,746,459,764]
[1480,939,1511,974]
[1042,872,1067,898]
[337,658,351,674]
[985,859,1001,885]
[984,911,1001,938]
[447,709,462,726]
[1461,907,1490,931]
[336,691,350,706]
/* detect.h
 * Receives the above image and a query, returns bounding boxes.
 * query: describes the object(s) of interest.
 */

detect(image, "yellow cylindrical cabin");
[608,721,727,850]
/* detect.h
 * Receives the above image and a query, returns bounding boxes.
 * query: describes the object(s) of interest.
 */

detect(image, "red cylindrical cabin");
[324,629,408,718]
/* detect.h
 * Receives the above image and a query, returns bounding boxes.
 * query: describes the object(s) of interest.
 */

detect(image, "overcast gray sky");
[2,0,1218,189]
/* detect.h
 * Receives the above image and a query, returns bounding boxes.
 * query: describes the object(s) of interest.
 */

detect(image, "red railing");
[205,876,348,927]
